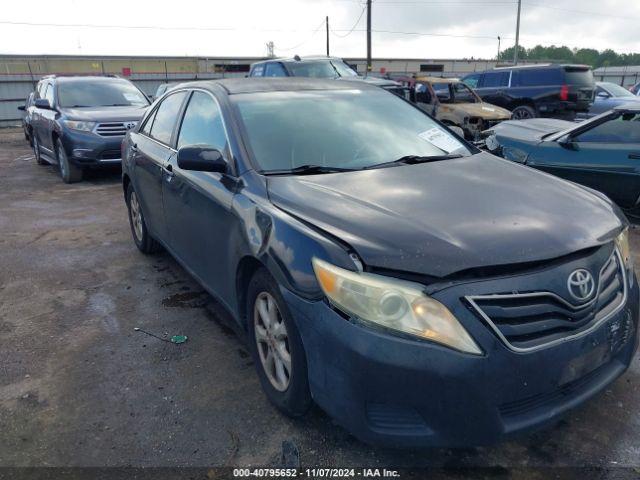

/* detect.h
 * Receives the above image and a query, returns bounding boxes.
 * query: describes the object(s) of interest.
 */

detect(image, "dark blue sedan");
[122,78,638,447]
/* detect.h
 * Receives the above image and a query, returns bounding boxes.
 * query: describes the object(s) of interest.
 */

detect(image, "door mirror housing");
[34,98,53,109]
[177,145,228,173]
[558,135,578,150]
[596,91,610,99]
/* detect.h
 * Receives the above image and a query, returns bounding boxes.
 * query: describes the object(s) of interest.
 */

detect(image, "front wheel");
[247,269,311,417]
[511,105,537,120]
[56,139,82,183]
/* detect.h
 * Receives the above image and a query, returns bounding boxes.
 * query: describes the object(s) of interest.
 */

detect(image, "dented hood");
[267,153,622,278]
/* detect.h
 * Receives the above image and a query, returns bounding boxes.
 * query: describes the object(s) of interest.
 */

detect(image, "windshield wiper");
[262,164,356,176]
[363,154,464,170]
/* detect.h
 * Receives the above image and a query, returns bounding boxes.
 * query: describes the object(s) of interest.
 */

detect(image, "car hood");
[454,102,511,119]
[492,118,575,142]
[267,153,622,278]
[339,76,401,87]
[62,105,148,122]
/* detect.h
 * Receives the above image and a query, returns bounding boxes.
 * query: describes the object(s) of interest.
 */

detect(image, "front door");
[162,90,239,302]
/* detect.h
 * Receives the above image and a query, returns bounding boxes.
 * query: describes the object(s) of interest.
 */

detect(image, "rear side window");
[264,62,288,77]
[148,91,187,145]
[177,91,228,152]
[563,67,594,86]
[481,71,509,88]
[516,68,562,87]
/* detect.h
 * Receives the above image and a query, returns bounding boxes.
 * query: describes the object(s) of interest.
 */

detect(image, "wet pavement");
[0,129,639,474]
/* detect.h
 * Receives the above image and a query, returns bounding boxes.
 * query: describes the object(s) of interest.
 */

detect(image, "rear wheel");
[126,183,161,254]
[247,269,311,417]
[511,105,537,120]
[56,139,82,183]
[33,136,46,165]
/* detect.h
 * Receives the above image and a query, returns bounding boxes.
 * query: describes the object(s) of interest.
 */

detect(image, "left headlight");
[615,227,632,271]
[62,120,96,132]
[312,258,482,355]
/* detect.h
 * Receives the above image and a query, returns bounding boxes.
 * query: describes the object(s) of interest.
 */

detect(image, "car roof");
[491,63,590,71]
[53,76,129,83]
[415,76,460,84]
[170,78,377,95]
[253,56,344,65]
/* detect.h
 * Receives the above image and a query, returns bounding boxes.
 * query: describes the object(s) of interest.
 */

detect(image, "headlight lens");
[63,120,96,132]
[312,258,482,355]
[615,228,632,270]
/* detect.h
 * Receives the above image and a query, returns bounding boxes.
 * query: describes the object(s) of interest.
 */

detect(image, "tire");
[511,105,537,120]
[56,139,82,183]
[247,268,312,417]
[33,136,46,165]
[126,183,161,254]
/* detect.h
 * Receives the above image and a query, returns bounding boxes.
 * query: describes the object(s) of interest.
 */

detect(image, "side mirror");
[34,98,52,109]
[17,105,26,111]
[558,135,578,150]
[177,145,227,173]
[596,91,610,99]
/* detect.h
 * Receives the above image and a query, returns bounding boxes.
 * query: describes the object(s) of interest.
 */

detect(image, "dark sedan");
[485,104,640,216]
[122,78,638,448]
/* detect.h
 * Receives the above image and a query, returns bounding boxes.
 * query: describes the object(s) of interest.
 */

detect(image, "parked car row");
[14,69,639,448]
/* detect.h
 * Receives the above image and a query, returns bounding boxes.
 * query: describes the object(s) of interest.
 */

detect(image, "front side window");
[57,79,149,108]
[576,113,640,144]
[148,91,188,145]
[463,74,480,89]
[233,89,471,173]
[264,63,288,77]
[177,91,228,152]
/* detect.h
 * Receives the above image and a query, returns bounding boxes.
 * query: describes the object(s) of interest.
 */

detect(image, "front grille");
[95,122,129,137]
[466,251,626,352]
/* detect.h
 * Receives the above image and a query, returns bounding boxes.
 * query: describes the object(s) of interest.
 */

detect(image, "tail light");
[560,84,569,101]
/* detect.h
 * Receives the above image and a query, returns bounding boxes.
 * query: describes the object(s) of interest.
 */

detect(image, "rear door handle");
[629,152,640,160]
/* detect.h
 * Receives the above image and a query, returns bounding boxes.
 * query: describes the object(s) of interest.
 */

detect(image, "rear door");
[476,71,510,108]
[163,89,239,301]
[527,112,640,208]
[130,90,188,243]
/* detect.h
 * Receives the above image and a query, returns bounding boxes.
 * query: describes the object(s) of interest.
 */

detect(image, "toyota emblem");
[567,269,595,302]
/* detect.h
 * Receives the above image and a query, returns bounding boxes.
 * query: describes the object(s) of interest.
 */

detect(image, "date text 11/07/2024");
[233,468,401,477]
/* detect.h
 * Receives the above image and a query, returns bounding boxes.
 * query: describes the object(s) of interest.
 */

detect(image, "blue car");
[587,82,640,117]
[122,78,638,447]
[485,104,640,217]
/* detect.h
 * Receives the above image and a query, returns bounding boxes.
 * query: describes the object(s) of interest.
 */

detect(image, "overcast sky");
[1,0,637,59]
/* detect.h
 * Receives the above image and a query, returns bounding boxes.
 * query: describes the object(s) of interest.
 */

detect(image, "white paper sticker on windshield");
[418,127,462,153]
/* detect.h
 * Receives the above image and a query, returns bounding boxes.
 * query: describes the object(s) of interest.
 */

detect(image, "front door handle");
[629,152,640,160]
[162,163,174,179]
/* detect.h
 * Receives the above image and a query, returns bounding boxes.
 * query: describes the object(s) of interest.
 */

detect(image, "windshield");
[233,89,470,173]
[58,80,149,108]
[602,83,635,98]
[331,60,359,77]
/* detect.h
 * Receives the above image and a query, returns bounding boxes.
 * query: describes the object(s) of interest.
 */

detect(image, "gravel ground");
[0,128,639,476]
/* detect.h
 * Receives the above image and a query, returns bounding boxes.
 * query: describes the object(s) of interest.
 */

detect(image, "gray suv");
[30,75,150,183]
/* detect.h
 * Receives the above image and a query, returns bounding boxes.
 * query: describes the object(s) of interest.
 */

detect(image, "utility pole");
[513,0,521,65]
[366,0,372,73]
[266,41,275,58]
[497,36,501,62]
[326,16,330,57]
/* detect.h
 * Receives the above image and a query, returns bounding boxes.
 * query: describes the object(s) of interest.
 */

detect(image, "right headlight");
[312,258,482,355]
[615,227,632,271]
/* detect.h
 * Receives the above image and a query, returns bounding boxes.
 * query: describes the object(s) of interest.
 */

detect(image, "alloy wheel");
[253,291,292,392]
[57,143,68,177]
[129,191,144,242]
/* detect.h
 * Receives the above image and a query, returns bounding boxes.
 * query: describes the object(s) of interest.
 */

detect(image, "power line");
[330,5,367,38]
[275,19,327,52]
